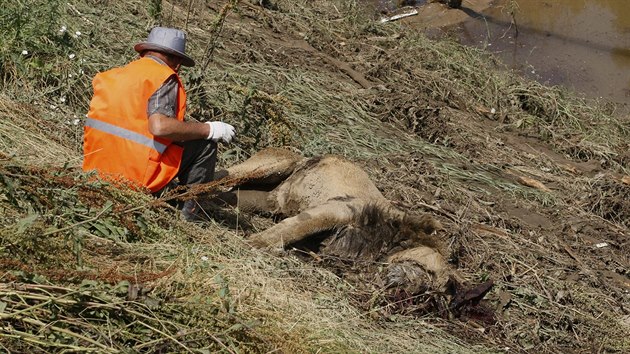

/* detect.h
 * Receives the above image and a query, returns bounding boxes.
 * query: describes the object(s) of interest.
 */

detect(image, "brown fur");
[320,203,438,261]
[218,148,451,288]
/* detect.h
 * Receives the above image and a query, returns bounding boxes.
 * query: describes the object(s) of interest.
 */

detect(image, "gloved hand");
[205,121,235,143]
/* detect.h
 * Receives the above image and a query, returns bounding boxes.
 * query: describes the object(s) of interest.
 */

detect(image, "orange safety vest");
[83,57,187,192]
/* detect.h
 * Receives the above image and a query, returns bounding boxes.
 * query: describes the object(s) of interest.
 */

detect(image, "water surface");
[454,0,630,105]
[372,0,630,107]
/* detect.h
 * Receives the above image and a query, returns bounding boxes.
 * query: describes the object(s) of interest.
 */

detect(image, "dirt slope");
[1,0,628,353]
[169,1,630,351]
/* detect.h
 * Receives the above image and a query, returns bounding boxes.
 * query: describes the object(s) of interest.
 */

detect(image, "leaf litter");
[0,0,628,352]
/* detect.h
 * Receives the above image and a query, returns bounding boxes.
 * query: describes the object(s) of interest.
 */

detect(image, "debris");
[594,242,608,248]
[515,175,551,192]
[562,244,584,266]
[554,290,566,302]
[3,0,630,351]
[450,279,494,311]
[497,291,512,311]
[474,106,494,117]
[504,168,552,192]
[472,223,510,239]
[379,10,418,24]
[560,164,579,174]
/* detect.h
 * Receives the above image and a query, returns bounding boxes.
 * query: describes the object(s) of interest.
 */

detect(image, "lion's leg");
[212,189,278,214]
[387,246,446,275]
[225,147,304,185]
[386,246,451,291]
[248,200,360,248]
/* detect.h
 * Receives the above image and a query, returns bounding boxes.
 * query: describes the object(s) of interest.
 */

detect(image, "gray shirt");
[146,55,179,118]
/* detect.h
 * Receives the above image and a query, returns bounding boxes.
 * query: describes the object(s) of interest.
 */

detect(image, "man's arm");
[148,113,210,141]
[146,74,208,141]
[146,74,234,143]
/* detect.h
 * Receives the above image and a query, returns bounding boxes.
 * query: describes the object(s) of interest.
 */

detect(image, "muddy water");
[455,0,630,106]
[373,0,630,106]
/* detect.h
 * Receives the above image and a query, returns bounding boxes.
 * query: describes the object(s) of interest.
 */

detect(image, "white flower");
[75,31,81,36]
[68,53,76,59]
[72,119,80,125]
[21,50,28,55]
[490,108,496,114]
[200,256,209,262]
[68,74,73,78]
[60,97,66,103]
[60,26,67,33]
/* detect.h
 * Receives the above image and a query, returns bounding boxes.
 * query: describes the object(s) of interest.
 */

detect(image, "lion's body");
[272,155,389,215]
[220,148,450,288]
[226,149,389,214]
[214,147,489,314]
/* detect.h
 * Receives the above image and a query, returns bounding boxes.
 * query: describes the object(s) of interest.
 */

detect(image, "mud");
[373,0,494,28]
[586,178,630,228]
[4,0,628,352]
[453,0,630,106]
[372,0,630,107]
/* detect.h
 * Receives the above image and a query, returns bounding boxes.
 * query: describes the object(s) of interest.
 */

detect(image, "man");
[83,27,234,218]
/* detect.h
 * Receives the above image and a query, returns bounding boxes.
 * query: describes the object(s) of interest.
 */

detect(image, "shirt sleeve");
[147,74,179,118]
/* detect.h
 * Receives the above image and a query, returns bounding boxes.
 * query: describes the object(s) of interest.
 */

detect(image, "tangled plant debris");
[0,0,629,352]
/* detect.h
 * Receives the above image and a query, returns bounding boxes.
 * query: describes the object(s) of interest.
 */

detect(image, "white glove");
[205,121,235,143]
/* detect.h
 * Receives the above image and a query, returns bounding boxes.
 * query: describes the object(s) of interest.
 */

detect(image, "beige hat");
[134,27,195,67]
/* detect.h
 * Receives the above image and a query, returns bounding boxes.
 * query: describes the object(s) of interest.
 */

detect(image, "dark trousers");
[176,139,217,185]
[155,139,217,197]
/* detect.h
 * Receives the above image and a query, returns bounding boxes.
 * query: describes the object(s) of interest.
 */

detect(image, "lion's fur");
[320,204,442,261]
[221,147,451,288]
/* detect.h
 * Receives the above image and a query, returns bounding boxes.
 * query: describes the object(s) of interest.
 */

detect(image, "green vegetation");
[1,0,628,352]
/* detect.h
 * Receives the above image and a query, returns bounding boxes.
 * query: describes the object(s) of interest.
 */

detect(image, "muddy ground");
[1,0,628,352]
[206,1,630,352]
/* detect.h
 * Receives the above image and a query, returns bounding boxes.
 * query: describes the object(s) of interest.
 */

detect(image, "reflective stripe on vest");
[85,117,167,154]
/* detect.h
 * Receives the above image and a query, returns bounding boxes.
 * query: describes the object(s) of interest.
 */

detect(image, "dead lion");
[213,147,457,293]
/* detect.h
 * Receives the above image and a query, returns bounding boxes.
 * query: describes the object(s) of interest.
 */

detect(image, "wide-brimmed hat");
[134,27,195,67]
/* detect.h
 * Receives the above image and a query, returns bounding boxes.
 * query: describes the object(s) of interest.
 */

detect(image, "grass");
[1,0,629,352]
[0,158,489,353]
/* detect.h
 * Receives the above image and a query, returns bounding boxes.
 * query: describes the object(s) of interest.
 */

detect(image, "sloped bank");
[1,0,629,352]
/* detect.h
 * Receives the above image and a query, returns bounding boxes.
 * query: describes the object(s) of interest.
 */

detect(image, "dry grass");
[1,0,629,352]
[0,153,485,353]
